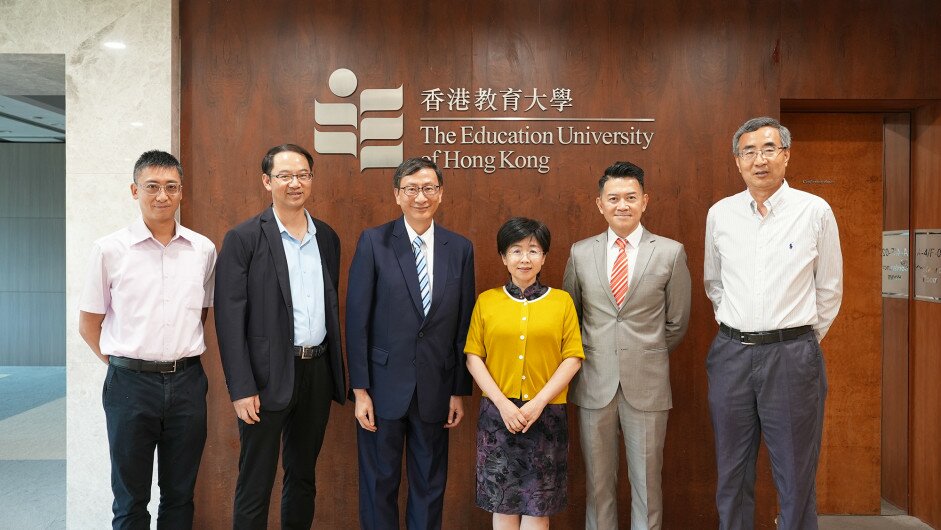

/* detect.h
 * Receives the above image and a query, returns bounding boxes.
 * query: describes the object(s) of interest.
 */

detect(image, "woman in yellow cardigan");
[465,217,584,530]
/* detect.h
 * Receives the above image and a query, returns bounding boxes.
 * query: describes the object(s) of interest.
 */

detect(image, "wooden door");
[781,112,883,514]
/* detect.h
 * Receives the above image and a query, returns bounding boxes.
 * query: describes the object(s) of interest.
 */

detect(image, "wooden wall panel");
[911,102,941,529]
[782,113,883,514]
[881,114,911,511]
[884,115,913,232]
[181,1,782,528]
[780,1,941,100]
[180,1,941,528]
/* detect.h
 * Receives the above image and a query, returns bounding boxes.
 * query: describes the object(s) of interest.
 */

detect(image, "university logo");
[314,68,404,171]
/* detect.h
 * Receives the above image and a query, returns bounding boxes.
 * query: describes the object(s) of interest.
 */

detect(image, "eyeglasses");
[269,172,313,183]
[397,185,441,197]
[139,183,182,196]
[738,146,787,162]
[505,249,545,259]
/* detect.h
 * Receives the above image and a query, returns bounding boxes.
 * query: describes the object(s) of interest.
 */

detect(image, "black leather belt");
[720,323,814,345]
[294,342,327,359]
[110,355,199,373]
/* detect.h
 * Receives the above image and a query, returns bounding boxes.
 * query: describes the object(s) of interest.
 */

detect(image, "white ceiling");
[0,54,65,143]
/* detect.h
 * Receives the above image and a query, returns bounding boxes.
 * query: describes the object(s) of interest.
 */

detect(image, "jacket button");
[418,332,424,338]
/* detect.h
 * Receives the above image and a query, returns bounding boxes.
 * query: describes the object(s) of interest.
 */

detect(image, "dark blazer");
[215,207,347,410]
[346,217,475,423]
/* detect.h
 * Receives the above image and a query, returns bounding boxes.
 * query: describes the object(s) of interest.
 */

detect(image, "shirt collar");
[403,217,435,246]
[745,180,790,215]
[504,278,549,301]
[607,223,644,249]
[128,217,189,246]
[274,209,316,241]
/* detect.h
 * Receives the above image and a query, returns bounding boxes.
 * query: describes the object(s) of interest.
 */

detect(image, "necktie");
[611,238,629,306]
[413,236,431,315]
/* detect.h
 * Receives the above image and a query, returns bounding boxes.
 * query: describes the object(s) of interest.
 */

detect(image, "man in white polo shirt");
[705,117,843,530]
[79,150,216,529]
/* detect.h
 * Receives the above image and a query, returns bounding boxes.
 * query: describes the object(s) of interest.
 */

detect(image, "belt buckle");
[164,360,178,373]
[738,332,756,346]
[300,347,313,360]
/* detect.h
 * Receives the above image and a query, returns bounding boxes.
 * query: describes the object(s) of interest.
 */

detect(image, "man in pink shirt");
[78,150,217,529]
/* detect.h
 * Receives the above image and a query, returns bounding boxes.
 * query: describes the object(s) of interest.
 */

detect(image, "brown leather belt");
[720,324,814,345]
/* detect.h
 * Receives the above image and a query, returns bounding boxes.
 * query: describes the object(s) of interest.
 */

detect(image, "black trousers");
[103,358,208,530]
[233,354,334,530]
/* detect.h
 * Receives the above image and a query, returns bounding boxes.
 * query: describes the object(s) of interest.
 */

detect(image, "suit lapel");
[427,227,449,321]
[260,207,293,311]
[392,218,425,317]
[621,229,655,308]
[593,232,619,309]
[314,221,337,304]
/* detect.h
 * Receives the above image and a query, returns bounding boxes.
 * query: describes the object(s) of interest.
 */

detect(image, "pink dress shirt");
[80,218,217,361]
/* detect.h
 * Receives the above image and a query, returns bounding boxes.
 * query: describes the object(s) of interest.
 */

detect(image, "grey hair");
[731,116,792,155]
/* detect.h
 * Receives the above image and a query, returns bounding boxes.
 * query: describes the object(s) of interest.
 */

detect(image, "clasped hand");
[496,398,546,434]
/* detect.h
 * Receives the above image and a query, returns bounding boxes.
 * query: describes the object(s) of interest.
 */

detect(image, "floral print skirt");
[475,397,569,516]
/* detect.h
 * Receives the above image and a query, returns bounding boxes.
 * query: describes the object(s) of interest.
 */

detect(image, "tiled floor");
[817,500,934,529]
[820,514,934,529]
[0,366,936,529]
[0,366,66,530]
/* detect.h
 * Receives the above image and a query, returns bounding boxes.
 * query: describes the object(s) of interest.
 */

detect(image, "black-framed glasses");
[139,183,182,196]
[269,172,313,183]
[397,185,441,197]
[738,146,787,162]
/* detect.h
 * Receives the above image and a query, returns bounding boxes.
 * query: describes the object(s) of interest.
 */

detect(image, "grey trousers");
[579,389,668,530]
[706,330,827,530]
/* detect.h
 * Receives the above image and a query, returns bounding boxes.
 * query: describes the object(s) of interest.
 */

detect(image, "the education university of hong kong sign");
[314,68,656,173]
[314,69,405,171]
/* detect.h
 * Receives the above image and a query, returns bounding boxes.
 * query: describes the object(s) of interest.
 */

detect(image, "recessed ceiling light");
[103,41,126,50]
[130,122,143,127]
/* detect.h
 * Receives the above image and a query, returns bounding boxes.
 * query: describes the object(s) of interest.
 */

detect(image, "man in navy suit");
[346,157,475,530]
[215,144,347,529]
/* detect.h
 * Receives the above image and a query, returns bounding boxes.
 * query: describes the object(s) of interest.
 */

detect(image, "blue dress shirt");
[275,210,327,347]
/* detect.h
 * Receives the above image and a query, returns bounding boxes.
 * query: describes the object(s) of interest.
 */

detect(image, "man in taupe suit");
[563,161,691,530]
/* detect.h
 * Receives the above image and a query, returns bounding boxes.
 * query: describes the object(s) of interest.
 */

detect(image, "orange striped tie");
[611,238,629,306]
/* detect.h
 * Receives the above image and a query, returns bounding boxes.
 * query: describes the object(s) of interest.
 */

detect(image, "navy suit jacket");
[346,217,475,423]
[215,207,347,411]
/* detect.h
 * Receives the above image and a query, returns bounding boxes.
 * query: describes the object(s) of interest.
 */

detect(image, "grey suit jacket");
[563,228,691,412]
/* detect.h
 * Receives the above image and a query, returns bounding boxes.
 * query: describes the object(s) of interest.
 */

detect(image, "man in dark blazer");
[346,157,475,530]
[215,144,347,529]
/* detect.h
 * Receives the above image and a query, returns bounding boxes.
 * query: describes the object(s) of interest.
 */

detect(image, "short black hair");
[393,157,443,188]
[261,144,314,175]
[497,217,551,255]
[133,150,182,183]
[598,161,644,193]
